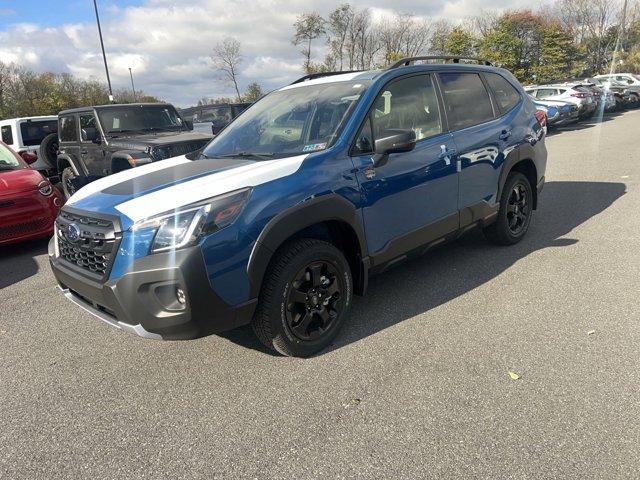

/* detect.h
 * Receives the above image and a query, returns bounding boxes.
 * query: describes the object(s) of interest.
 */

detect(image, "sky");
[0,0,533,107]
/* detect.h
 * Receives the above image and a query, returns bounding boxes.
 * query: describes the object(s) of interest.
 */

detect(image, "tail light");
[534,109,547,128]
[571,92,587,98]
[18,151,38,164]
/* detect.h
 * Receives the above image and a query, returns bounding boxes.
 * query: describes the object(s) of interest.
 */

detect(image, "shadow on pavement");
[0,238,49,289]
[222,180,626,356]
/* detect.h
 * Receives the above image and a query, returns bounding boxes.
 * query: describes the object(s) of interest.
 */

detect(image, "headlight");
[38,180,53,196]
[131,188,251,253]
[148,146,171,161]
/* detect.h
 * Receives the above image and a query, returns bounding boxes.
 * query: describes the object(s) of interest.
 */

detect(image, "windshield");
[97,105,185,136]
[202,80,370,159]
[0,143,21,169]
[19,120,57,146]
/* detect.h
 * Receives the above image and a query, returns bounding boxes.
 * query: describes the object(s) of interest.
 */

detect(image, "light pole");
[92,0,113,102]
[129,68,137,101]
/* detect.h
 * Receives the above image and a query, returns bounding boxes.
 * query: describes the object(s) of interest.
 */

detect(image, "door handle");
[499,130,512,140]
[438,144,456,166]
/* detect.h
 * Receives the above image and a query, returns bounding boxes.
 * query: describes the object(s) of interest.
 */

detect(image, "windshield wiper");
[0,165,17,171]
[107,129,139,137]
[217,151,275,160]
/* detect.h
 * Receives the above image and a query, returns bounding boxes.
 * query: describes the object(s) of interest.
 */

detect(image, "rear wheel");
[484,172,534,245]
[252,238,353,357]
[60,166,77,199]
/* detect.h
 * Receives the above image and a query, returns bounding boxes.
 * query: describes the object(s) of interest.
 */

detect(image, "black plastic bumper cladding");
[50,242,257,340]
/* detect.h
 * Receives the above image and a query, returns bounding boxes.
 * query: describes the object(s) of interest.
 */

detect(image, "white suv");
[0,116,58,175]
[595,73,640,87]
[524,85,596,118]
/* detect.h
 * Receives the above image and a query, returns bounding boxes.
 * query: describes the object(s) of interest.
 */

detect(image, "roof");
[0,115,58,123]
[59,103,172,115]
[281,63,503,91]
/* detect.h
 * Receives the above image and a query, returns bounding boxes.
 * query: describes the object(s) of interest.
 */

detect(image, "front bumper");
[49,240,257,340]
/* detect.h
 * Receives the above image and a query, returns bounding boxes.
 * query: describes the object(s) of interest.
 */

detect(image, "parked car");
[49,57,547,357]
[180,103,251,135]
[594,73,640,105]
[525,84,597,118]
[589,77,635,110]
[0,116,59,178]
[531,97,578,127]
[55,103,212,199]
[0,141,63,246]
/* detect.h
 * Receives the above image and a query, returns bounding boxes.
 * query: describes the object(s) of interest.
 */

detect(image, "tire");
[38,133,59,169]
[484,172,534,245]
[60,166,77,199]
[251,238,353,357]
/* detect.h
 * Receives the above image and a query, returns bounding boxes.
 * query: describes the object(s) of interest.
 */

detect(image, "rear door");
[351,73,459,260]
[439,71,513,222]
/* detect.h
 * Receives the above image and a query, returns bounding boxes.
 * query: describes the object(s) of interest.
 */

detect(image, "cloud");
[0,0,535,106]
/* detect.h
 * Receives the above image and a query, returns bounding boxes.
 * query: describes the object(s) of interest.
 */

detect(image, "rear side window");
[1,125,13,145]
[536,89,557,99]
[439,72,494,130]
[59,115,78,142]
[485,73,520,113]
[19,120,57,146]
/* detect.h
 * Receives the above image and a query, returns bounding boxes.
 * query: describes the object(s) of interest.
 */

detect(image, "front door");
[351,73,459,262]
[79,113,105,176]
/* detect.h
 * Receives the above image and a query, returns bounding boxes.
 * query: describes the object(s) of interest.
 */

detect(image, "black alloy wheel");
[483,172,533,245]
[285,260,344,341]
[506,183,530,236]
[251,238,353,357]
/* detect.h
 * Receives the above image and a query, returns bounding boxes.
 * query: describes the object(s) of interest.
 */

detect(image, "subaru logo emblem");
[66,223,81,243]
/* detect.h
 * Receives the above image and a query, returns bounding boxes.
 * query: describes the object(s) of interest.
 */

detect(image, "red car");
[0,141,63,246]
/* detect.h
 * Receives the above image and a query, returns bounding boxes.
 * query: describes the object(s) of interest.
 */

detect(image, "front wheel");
[60,166,77,199]
[484,172,534,245]
[252,238,353,357]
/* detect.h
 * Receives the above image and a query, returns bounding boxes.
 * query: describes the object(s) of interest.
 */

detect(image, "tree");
[243,82,264,102]
[443,26,477,56]
[212,37,243,102]
[429,20,453,54]
[327,4,354,70]
[293,12,326,73]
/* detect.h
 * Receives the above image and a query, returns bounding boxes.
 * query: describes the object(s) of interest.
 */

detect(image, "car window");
[485,73,520,113]
[202,80,370,158]
[19,120,57,146]
[439,72,494,130]
[201,106,232,123]
[0,142,20,168]
[371,74,442,141]
[352,118,374,155]
[80,114,98,142]
[537,89,556,99]
[1,125,13,145]
[59,115,78,142]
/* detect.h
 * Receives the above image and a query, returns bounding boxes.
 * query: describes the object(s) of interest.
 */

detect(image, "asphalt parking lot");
[1,109,639,479]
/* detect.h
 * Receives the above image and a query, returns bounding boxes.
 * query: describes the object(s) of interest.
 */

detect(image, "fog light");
[176,288,186,305]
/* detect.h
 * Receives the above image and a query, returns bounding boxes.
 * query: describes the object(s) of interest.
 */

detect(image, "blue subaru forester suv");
[49,57,547,357]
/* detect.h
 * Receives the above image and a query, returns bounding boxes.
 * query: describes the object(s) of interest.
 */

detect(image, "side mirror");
[184,120,194,131]
[20,151,38,165]
[82,127,100,144]
[373,129,416,167]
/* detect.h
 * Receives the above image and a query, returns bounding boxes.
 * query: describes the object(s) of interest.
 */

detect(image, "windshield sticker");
[303,143,327,153]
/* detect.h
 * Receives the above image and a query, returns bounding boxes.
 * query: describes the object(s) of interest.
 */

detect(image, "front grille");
[168,140,209,157]
[0,217,48,240]
[55,209,120,280]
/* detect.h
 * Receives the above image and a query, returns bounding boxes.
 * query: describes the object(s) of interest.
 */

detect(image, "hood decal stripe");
[115,154,308,222]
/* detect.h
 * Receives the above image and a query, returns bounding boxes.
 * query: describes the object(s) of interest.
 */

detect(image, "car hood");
[0,167,44,196]
[65,153,308,229]
[107,131,212,150]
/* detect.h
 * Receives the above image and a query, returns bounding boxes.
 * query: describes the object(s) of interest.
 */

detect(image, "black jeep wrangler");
[56,103,212,198]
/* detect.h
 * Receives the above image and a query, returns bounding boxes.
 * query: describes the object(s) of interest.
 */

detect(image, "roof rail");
[290,70,362,85]
[388,56,493,69]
